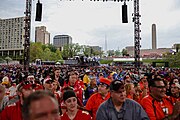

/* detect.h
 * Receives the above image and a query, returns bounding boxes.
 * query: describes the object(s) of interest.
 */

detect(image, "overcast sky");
[0,0,180,51]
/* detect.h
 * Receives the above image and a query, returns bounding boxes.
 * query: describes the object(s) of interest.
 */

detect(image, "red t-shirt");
[85,92,110,120]
[60,109,92,120]
[141,95,174,120]
[63,80,84,104]
[0,100,22,120]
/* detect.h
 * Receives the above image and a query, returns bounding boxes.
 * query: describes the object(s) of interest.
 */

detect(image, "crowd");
[0,64,179,120]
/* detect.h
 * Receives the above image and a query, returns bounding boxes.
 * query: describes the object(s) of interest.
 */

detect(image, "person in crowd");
[52,80,62,97]
[43,76,54,92]
[172,78,179,84]
[134,83,143,104]
[169,82,180,102]
[51,68,64,87]
[141,77,180,120]
[1,76,12,96]
[0,84,9,112]
[22,90,61,120]
[96,80,149,120]
[124,74,132,84]
[84,75,98,105]
[85,77,111,120]
[60,90,92,120]
[27,75,35,84]
[0,81,34,120]
[139,75,149,97]
[83,70,91,90]
[125,83,136,99]
[63,71,84,105]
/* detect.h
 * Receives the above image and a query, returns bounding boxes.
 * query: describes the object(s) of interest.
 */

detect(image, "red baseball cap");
[99,78,111,86]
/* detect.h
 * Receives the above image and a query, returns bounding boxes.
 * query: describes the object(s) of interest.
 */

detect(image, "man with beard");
[51,68,63,87]
[96,80,149,120]
[141,77,180,120]
[0,81,33,120]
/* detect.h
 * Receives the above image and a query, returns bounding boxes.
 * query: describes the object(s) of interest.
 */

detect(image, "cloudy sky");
[0,0,180,51]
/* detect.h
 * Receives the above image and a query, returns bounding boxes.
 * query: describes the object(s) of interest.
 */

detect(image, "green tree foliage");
[30,42,43,62]
[107,50,115,56]
[61,43,81,59]
[115,50,121,57]
[47,44,57,53]
[4,56,12,65]
[81,45,91,57]
[55,49,63,60]
[165,52,180,68]
[30,42,62,62]
[122,49,128,56]
[43,48,51,61]
[0,58,5,63]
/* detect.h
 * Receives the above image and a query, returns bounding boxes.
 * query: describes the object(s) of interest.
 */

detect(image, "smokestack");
[152,24,157,49]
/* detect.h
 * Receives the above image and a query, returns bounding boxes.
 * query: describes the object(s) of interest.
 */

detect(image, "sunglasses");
[153,85,166,89]
[98,83,108,87]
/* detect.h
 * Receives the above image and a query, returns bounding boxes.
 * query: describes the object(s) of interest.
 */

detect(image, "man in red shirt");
[0,81,33,120]
[85,77,111,120]
[141,77,180,120]
[63,71,84,105]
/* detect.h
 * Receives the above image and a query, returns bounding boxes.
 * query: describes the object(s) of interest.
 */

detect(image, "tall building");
[53,35,72,50]
[0,17,25,57]
[152,24,157,49]
[35,26,50,44]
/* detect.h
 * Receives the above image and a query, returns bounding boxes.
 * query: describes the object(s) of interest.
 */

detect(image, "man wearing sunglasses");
[85,77,111,120]
[141,77,180,120]
[96,80,149,120]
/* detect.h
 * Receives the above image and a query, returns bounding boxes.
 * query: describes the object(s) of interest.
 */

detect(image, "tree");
[115,50,121,57]
[55,49,63,60]
[43,48,51,61]
[107,50,115,56]
[175,44,180,53]
[4,56,12,65]
[81,45,91,57]
[30,42,43,62]
[47,44,57,53]
[62,43,81,59]
[164,52,180,68]
[122,49,128,56]
[0,58,5,63]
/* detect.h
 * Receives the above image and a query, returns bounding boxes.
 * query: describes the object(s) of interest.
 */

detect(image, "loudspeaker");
[35,1,42,21]
[122,4,128,23]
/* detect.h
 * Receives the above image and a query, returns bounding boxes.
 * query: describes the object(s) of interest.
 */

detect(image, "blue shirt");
[96,98,149,120]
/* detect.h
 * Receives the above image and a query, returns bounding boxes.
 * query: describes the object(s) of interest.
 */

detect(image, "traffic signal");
[35,0,42,21]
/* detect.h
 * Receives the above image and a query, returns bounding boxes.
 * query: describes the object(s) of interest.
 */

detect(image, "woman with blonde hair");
[125,83,136,100]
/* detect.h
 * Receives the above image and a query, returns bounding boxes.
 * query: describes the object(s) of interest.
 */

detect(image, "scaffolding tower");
[24,0,32,71]
[133,0,141,72]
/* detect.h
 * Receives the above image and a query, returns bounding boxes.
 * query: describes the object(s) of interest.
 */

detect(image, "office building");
[0,17,25,57]
[35,26,50,44]
[53,35,72,50]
